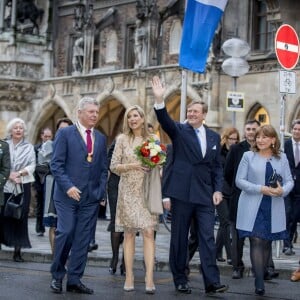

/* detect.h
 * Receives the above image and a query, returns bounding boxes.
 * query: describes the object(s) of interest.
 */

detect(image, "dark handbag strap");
[9,184,24,205]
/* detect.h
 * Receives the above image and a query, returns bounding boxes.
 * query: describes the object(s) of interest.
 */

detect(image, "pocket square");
[212,145,216,150]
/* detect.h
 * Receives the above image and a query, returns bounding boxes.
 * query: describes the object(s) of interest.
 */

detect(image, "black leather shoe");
[205,284,229,294]
[175,283,192,294]
[232,269,242,279]
[284,248,295,256]
[217,257,226,262]
[88,243,98,252]
[255,288,265,296]
[264,269,279,280]
[50,279,62,294]
[269,270,279,278]
[66,283,94,294]
[13,254,24,263]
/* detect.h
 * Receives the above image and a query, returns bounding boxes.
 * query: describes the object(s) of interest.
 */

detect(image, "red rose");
[160,144,166,152]
[151,155,160,163]
[141,147,150,157]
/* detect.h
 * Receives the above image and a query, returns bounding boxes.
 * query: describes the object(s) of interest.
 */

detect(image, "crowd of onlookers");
[0,82,300,296]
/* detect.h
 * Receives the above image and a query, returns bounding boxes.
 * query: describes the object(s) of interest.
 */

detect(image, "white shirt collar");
[77,121,93,135]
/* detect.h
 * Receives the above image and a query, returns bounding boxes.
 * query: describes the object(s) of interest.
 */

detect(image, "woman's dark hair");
[252,125,281,158]
[56,117,73,130]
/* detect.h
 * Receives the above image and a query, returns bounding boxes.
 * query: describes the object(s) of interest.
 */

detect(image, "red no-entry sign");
[275,24,299,70]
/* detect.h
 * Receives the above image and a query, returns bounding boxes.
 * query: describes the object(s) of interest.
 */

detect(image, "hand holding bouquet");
[135,138,167,168]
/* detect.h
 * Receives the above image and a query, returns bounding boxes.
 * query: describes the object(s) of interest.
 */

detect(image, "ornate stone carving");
[0,63,12,76]
[16,63,40,79]
[0,80,36,111]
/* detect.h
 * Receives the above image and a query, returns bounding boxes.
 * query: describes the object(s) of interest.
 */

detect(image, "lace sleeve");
[110,134,135,175]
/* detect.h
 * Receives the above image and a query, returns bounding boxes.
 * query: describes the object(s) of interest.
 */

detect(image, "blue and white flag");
[179,0,228,73]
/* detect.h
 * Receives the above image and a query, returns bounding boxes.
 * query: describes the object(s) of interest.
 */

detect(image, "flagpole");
[180,69,187,123]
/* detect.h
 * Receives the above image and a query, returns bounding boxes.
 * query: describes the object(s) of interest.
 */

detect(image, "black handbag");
[4,186,24,220]
[268,169,283,188]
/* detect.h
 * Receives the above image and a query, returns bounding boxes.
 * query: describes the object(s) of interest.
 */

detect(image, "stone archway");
[246,102,270,125]
[96,97,125,146]
[29,96,71,144]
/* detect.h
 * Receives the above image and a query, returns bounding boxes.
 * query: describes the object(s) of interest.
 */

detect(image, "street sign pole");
[279,94,286,151]
[274,24,299,258]
[232,77,237,127]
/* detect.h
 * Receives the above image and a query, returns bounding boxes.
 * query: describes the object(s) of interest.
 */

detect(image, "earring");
[271,144,274,148]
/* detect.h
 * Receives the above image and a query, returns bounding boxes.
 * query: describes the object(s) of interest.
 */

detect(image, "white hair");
[6,117,27,138]
[78,97,99,111]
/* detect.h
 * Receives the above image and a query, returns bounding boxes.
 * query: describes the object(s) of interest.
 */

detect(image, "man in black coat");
[283,119,300,255]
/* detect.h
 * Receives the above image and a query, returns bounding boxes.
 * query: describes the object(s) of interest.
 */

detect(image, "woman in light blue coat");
[236,125,294,296]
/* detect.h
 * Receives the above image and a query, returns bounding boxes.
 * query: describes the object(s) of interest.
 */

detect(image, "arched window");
[106,30,118,63]
[169,19,182,55]
[248,103,270,126]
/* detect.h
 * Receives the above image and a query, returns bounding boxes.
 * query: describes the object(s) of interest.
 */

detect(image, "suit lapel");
[205,129,216,159]
[185,125,203,160]
[287,139,296,167]
[92,130,100,161]
[73,125,88,154]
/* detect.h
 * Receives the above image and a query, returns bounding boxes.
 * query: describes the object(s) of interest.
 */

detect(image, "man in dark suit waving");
[50,97,107,294]
[151,76,228,295]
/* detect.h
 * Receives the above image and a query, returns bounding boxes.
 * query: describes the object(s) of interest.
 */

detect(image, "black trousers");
[34,181,45,234]
[230,223,245,271]
[216,199,231,260]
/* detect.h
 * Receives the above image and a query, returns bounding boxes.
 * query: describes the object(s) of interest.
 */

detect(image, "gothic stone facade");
[0,0,300,145]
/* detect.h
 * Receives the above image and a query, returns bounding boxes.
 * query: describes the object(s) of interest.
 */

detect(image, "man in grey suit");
[50,97,107,294]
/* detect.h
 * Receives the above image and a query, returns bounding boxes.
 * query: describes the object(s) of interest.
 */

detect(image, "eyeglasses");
[228,137,238,141]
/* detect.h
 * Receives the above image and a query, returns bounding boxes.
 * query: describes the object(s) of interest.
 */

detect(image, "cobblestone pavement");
[0,218,299,279]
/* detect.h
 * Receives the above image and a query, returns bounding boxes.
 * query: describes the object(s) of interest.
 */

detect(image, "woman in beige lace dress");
[110,105,159,294]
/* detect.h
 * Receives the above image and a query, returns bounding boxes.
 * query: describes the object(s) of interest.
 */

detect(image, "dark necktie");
[86,129,92,153]
[295,142,300,166]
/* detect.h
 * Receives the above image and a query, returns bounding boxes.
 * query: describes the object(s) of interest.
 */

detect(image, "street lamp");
[221,38,250,127]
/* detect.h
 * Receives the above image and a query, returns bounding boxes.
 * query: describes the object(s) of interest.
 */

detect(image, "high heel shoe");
[120,264,126,276]
[123,285,134,292]
[255,288,265,296]
[109,257,118,275]
[109,267,116,275]
[145,277,155,294]
[124,276,134,292]
[145,286,156,294]
[13,253,24,263]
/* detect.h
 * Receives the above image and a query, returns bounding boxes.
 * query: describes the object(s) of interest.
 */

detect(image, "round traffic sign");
[275,24,299,70]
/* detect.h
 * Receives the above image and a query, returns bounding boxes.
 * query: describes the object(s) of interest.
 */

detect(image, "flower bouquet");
[134,137,167,168]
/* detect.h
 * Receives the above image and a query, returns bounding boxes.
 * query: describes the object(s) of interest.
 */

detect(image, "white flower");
[150,148,158,156]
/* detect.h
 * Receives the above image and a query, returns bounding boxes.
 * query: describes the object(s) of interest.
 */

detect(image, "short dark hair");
[56,117,73,130]
[291,119,300,129]
[245,119,260,127]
